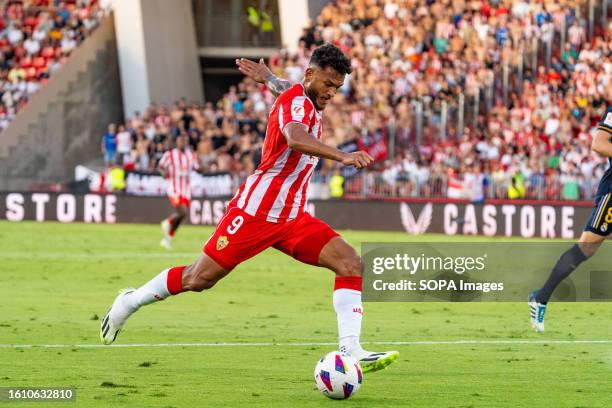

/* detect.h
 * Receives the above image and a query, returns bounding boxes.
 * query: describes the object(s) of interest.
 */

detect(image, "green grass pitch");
[0,221,610,407]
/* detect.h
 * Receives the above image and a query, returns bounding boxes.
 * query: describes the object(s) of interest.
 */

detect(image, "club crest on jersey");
[216,235,229,251]
[601,223,608,233]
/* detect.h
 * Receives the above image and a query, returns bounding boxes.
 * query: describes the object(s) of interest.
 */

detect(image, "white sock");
[124,268,173,312]
[333,284,364,356]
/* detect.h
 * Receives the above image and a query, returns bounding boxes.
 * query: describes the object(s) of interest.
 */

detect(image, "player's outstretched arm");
[235,58,292,97]
[284,123,374,169]
[591,128,612,158]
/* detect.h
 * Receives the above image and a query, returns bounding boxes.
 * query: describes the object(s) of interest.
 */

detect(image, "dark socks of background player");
[536,244,588,304]
[168,213,185,236]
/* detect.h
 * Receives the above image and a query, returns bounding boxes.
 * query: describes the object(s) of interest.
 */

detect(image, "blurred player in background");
[530,106,612,332]
[158,133,199,250]
[101,44,399,373]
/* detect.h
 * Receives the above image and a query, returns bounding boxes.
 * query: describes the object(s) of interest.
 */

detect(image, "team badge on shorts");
[601,223,608,233]
[216,235,229,251]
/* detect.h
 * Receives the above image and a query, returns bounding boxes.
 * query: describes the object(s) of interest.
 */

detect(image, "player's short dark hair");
[309,43,352,75]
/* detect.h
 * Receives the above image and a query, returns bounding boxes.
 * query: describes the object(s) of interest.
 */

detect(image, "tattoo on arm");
[266,74,292,97]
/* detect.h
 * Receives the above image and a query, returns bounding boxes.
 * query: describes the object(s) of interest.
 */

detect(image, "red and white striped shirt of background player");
[229,83,322,223]
[158,147,199,200]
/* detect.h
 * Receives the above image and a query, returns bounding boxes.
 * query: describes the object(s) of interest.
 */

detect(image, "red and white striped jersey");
[230,83,322,223]
[158,148,199,199]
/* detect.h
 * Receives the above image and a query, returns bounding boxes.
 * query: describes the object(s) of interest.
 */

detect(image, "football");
[314,351,363,399]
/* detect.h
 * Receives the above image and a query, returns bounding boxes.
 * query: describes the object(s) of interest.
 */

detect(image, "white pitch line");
[1,340,612,349]
[0,252,196,260]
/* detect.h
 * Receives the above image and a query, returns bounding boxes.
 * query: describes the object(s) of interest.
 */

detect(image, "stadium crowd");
[0,0,109,131]
[99,0,610,201]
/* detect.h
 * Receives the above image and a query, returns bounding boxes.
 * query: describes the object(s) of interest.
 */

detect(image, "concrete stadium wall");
[112,0,203,117]
[111,0,149,117]
[0,193,597,240]
[0,16,123,190]
[307,0,329,23]
[278,0,309,52]
[140,0,203,108]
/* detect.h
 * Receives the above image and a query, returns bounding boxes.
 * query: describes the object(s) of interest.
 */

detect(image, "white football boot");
[100,288,136,345]
[529,290,547,333]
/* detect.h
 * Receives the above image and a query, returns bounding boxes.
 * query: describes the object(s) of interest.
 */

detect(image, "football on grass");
[314,351,362,399]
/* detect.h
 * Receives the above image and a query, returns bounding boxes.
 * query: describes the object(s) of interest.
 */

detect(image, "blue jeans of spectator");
[104,150,117,165]
[138,154,149,171]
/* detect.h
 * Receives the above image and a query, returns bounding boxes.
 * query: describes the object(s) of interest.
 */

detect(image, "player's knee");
[578,234,604,258]
[335,255,362,277]
[578,244,597,258]
[176,206,188,218]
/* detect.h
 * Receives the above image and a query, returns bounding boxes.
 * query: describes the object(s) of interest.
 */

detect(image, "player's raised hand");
[235,58,271,83]
[341,151,374,169]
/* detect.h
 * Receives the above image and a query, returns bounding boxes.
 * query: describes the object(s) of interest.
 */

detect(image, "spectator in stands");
[115,124,132,165]
[135,130,150,171]
[508,171,526,199]
[0,0,110,133]
[98,0,610,202]
[328,168,344,198]
[102,123,116,167]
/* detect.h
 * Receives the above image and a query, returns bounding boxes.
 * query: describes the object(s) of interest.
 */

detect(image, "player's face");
[304,66,345,111]
[176,135,187,150]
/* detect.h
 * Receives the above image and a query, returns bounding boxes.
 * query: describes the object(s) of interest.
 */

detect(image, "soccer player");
[158,133,199,250]
[529,106,612,332]
[100,44,399,373]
